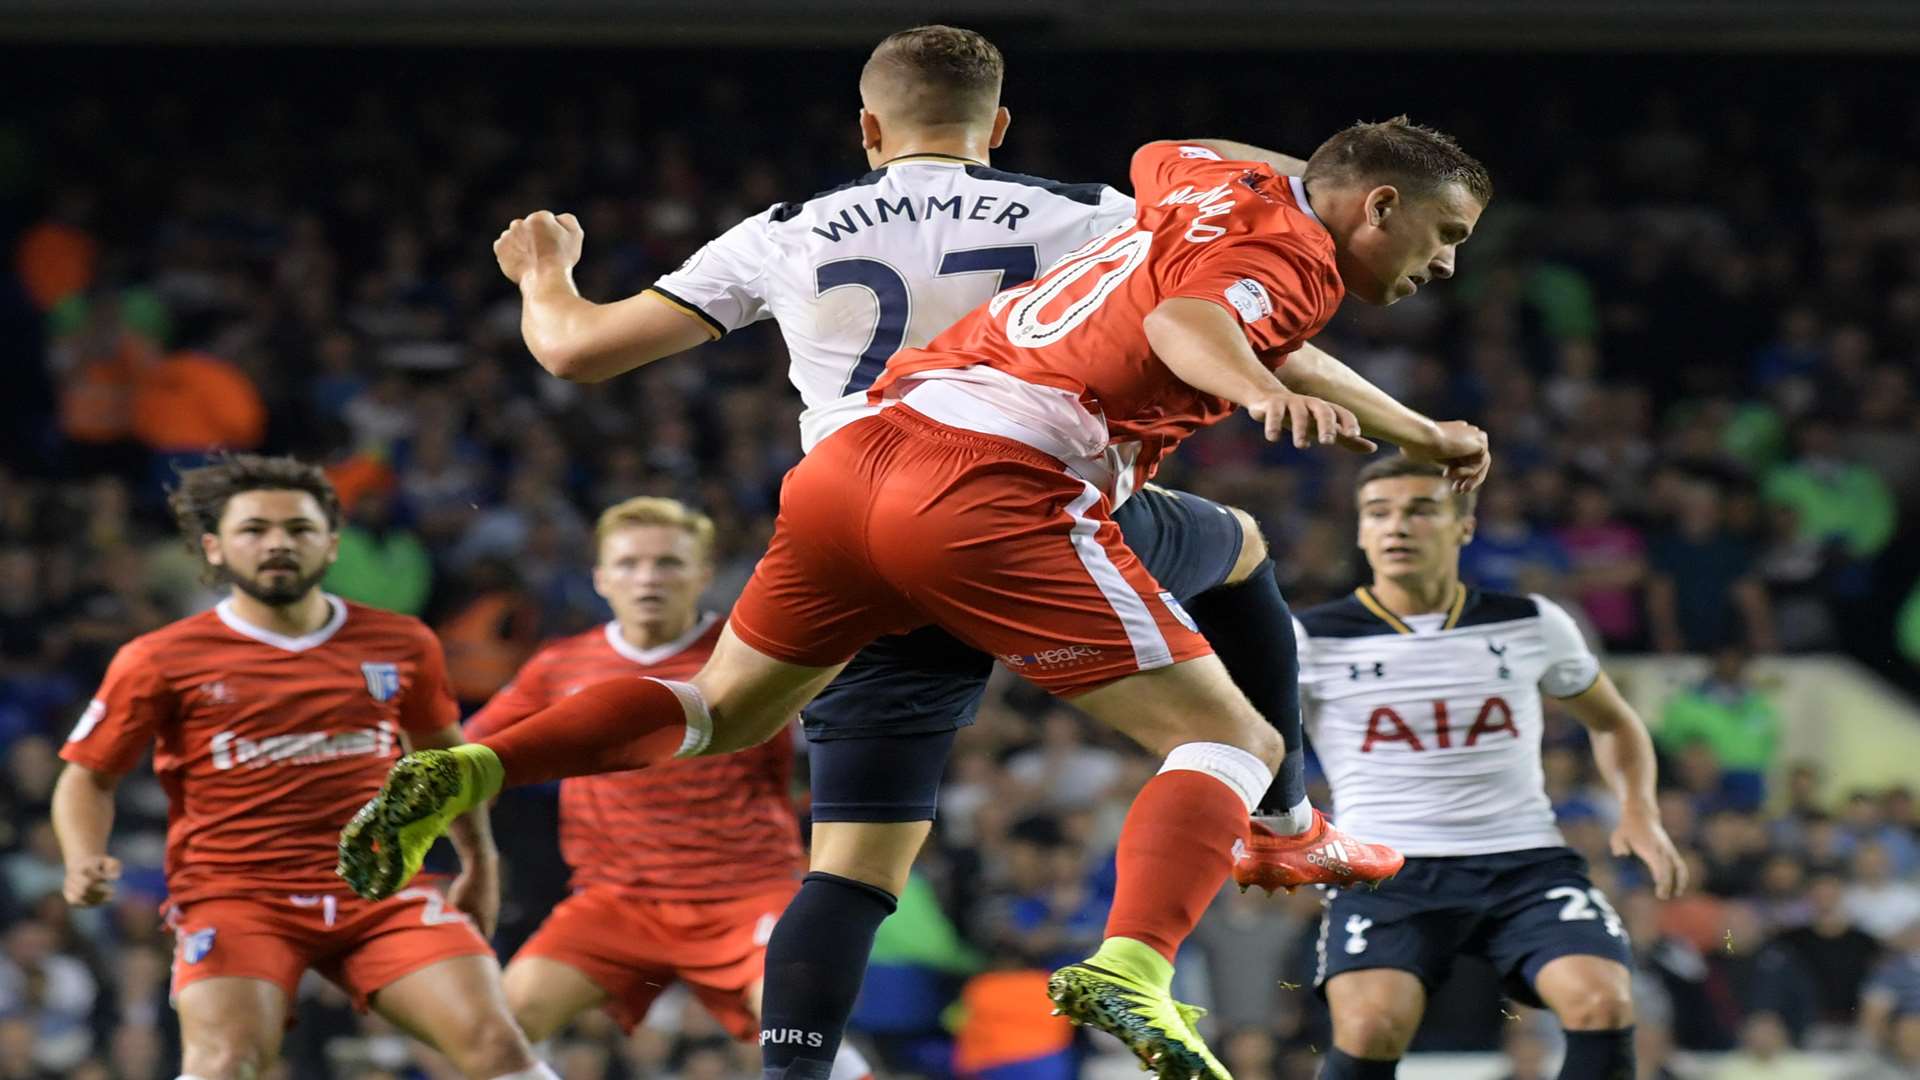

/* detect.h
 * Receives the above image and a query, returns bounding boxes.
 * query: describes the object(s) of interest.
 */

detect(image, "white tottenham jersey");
[648,154,1136,451]
[1297,588,1602,857]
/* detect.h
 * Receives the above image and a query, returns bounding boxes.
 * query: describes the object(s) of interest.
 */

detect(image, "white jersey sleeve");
[648,209,777,337]
[1531,594,1602,699]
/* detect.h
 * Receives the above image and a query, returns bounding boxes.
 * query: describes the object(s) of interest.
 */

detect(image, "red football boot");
[1231,810,1405,894]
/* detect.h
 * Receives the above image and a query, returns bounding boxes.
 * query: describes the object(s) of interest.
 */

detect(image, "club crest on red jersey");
[361,662,401,703]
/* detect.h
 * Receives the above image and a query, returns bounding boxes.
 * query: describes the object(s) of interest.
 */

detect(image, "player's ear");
[199,532,223,568]
[988,106,1011,150]
[1457,510,1477,547]
[323,531,340,568]
[1366,185,1400,228]
[858,108,883,152]
[590,562,612,603]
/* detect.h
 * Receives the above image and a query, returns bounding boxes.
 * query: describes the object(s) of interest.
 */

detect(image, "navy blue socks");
[758,871,898,1080]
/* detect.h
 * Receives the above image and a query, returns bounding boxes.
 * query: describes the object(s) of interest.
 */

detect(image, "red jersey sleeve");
[463,647,559,740]
[60,638,175,774]
[399,624,460,737]
[1165,232,1341,356]
[1129,141,1234,206]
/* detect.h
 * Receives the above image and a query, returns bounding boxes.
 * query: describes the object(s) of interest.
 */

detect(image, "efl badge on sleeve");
[181,927,216,965]
[361,662,402,703]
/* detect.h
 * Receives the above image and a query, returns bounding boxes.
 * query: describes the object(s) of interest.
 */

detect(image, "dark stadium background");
[2,4,1919,1078]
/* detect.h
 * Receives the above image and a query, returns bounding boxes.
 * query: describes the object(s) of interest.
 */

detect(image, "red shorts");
[513,882,799,1039]
[732,406,1209,696]
[166,885,493,1012]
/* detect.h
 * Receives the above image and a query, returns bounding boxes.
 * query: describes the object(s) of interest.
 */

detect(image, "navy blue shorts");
[1313,847,1632,1008]
[803,484,1246,822]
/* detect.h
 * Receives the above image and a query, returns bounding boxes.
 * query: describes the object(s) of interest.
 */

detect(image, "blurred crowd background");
[2,40,1919,1080]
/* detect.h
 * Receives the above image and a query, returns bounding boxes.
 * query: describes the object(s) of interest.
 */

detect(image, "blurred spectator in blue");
[1647,478,1777,653]
[1458,485,1570,594]
[1844,843,1920,942]
[1766,873,1883,1042]
[973,815,1106,973]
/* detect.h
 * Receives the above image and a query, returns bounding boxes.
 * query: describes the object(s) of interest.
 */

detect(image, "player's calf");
[1536,955,1636,1080]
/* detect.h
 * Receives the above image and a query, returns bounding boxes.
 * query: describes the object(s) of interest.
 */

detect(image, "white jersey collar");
[1288,175,1326,228]
[605,611,720,667]
[215,594,349,652]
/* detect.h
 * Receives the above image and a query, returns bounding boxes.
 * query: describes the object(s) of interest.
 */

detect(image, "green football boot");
[1047,938,1231,1080]
[337,744,504,899]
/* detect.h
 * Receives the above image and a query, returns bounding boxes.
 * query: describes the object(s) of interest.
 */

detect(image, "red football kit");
[60,597,491,1009]
[730,143,1344,695]
[465,613,806,1037]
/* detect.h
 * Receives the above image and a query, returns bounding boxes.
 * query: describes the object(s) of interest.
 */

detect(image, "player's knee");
[1555,982,1635,1031]
[181,1033,273,1080]
[1223,506,1268,585]
[1335,1008,1418,1059]
[501,972,559,1044]
[442,1011,535,1077]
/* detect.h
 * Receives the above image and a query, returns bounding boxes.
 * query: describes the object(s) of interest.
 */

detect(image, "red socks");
[1103,770,1249,962]
[479,676,692,787]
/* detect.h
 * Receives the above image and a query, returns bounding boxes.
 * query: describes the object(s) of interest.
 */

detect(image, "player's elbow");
[529,342,604,383]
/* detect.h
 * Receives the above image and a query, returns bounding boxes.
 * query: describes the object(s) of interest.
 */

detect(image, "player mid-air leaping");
[343,26,1491,1080]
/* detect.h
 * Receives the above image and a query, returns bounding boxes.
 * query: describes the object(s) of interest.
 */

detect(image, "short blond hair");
[860,25,1004,127]
[594,496,716,563]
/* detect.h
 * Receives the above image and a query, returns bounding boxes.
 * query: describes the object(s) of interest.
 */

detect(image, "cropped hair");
[1305,115,1492,205]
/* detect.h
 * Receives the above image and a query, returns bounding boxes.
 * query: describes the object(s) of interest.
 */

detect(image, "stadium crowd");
[1,44,1919,1080]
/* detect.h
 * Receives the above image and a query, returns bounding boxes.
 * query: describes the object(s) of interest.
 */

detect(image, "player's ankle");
[1254,797,1316,837]
[1087,937,1173,987]
[450,743,506,803]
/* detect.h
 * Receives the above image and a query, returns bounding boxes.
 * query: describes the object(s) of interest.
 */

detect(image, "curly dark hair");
[166,453,343,545]
[1305,115,1493,205]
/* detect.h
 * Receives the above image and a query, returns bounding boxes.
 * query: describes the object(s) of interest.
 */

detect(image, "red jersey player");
[52,455,555,1080]
[345,119,1492,1080]
[465,496,869,1080]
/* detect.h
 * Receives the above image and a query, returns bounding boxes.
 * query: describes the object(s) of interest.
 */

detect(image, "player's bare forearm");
[519,266,712,383]
[1561,673,1659,816]
[51,764,118,860]
[1276,342,1442,450]
[411,725,500,867]
[1144,297,1289,405]
[1182,139,1310,174]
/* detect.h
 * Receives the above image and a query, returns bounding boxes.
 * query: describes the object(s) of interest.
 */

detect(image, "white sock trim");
[829,1041,874,1080]
[1254,795,1316,836]
[651,678,712,757]
[1158,741,1273,814]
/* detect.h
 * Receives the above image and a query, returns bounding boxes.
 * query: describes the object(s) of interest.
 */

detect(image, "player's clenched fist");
[64,854,121,907]
[494,210,584,285]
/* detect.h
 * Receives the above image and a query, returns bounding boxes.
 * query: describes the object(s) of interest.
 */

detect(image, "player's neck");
[225,588,334,638]
[1368,573,1460,617]
[619,614,698,652]
[871,136,990,168]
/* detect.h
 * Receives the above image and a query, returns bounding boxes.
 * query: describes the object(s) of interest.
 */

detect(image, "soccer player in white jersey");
[471,25,1444,1080]
[1287,457,1686,1080]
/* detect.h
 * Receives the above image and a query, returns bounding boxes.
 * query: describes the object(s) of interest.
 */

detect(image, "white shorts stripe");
[1063,479,1171,670]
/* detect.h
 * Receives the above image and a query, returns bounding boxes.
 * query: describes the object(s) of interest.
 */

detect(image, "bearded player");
[52,455,554,1080]
[464,496,870,1080]
[1289,458,1686,1080]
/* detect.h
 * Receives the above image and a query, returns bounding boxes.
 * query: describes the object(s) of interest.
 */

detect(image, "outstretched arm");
[497,211,715,383]
[1276,342,1491,491]
[1144,297,1371,450]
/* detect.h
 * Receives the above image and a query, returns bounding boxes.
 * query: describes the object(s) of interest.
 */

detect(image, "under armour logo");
[1349,662,1385,680]
[1488,640,1510,680]
[1344,915,1373,955]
